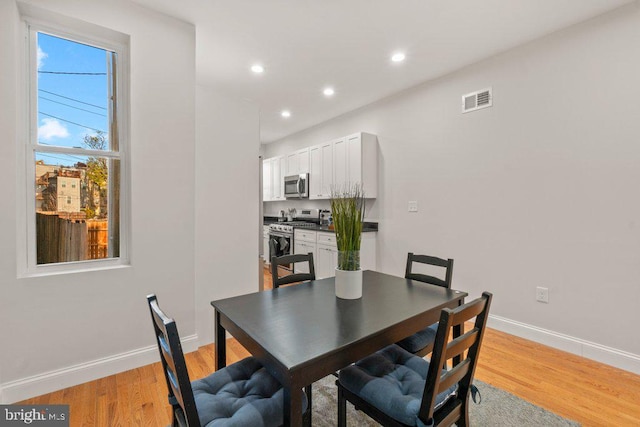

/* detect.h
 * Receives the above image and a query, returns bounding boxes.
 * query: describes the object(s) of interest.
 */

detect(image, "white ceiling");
[130,0,632,143]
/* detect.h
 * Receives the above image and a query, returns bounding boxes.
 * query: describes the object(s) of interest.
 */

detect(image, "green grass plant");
[330,184,365,270]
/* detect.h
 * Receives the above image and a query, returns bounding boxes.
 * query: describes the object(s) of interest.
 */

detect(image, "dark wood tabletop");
[211,270,467,427]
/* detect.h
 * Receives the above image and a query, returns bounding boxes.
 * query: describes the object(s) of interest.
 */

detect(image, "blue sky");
[36,32,110,166]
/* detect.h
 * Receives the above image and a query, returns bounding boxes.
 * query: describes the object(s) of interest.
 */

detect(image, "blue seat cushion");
[338,344,457,427]
[192,357,308,427]
[396,322,438,354]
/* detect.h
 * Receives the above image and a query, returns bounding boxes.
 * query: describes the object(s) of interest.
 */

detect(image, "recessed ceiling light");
[323,87,335,97]
[391,52,406,63]
[281,110,291,118]
[251,64,265,73]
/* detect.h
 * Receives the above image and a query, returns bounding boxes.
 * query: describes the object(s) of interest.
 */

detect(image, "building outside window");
[22,14,129,274]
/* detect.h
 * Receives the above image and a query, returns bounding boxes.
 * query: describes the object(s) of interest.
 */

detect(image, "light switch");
[408,201,418,212]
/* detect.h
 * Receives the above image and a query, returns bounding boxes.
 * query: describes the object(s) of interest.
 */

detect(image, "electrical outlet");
[536,287,549,303]
[408,201,418,212]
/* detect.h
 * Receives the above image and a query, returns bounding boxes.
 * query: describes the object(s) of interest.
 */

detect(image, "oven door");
[269,231,292,269]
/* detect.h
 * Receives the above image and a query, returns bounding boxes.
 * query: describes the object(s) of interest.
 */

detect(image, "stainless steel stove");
[268,209,320,266]
[269,221,317,233]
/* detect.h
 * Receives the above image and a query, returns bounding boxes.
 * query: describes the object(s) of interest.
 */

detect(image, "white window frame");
[18,10,130,277]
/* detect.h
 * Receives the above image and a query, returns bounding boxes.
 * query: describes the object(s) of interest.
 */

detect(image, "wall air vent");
[462,87,492,113]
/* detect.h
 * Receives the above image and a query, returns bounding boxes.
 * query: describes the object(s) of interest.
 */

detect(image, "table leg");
[283,384,303,427]
[215,310,226,370]
[452,298,464,366]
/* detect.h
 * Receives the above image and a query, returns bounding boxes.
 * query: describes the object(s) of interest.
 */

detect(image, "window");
[21,14,129,274]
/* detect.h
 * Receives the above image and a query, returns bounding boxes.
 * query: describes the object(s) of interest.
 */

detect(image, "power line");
[39,96,107,117]
[39,111,106,134]
[38,89,107,110]
[38,71,106,75]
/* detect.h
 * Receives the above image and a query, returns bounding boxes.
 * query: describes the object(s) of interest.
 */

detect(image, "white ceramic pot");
[335,268,363,299]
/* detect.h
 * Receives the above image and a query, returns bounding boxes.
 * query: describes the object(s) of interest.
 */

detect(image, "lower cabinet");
[294,229,317,275]
[316,231,377,279]
[263,225,270,263]
[317,242,338,279]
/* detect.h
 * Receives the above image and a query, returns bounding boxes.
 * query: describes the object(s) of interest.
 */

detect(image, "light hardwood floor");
[17,271,640,426]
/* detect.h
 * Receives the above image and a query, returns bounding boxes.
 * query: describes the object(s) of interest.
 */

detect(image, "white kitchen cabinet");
[333,137,347,191]
[271,156,285,200]
[264,132,377,202]
[262,159,272,201]
[286,148,310,176]
[344,132,378,198]
[317,244,338,279]
[315,231,377,279]
[294,229,316,274]
[263,225,270,263]
[316,232,338,279]
[309,141,334,200]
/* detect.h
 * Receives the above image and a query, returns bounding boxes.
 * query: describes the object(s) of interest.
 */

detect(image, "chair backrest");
[271,253,316,288]
[147,294,201,427]
[405,253,454,288]
[419,292,493,427]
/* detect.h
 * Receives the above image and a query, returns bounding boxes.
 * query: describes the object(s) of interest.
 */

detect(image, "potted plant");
[330,184,365,299]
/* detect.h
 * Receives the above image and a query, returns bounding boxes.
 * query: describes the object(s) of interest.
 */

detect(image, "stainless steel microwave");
[284,173,309,199]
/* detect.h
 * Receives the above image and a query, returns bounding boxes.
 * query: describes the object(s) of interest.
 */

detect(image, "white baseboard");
[488,315,640,375]
[0,334,198,404]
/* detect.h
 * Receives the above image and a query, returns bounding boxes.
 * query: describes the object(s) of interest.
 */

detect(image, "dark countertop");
[263,216,378,233]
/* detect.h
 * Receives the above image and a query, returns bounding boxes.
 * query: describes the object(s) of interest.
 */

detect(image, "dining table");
[211,270,468,427]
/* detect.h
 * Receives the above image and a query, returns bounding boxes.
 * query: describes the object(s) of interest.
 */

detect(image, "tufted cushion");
[338,344,457,427]
[396,322,438,354]
[192,357,307,427]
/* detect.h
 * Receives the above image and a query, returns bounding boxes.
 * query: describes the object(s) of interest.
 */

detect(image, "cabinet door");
[309,145,321,199]
[317,245,338,279]
[347,133,362,187]
[320,141,333,198]
[333,137,347,190]
[298,148,310,174]
[272,157,282,200]
[262,158,272,201]
[287,152,298,175]
[294,241,315,275]
[263,235,270,262]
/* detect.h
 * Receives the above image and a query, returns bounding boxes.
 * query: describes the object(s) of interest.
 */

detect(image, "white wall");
[264,4,640,371]
[195,86,260,345]
[0,0,196,402]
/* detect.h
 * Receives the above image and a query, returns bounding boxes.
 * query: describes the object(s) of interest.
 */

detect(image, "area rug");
[311,375,580,426]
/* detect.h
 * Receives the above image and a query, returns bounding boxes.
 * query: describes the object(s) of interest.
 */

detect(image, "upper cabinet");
[334,132,378,198]
[309,140,334,199]
[263,155,286,201]
[353,132,378,198]
[286,148,310,176]
[262,157,272,201]
[264,132,377,202]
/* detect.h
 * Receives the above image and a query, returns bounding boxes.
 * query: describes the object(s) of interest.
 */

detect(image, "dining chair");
[397,253,454,356]
[336,292,492,427]
[147,294,310,427]
[271,252,316,288]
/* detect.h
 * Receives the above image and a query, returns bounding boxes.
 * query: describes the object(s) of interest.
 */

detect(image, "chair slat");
[445,329,478,360]
[409,254,450,268]
[433,400,462,427]
[405,273,448,287]
[438,359,470,392]
[449,299,486,326]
